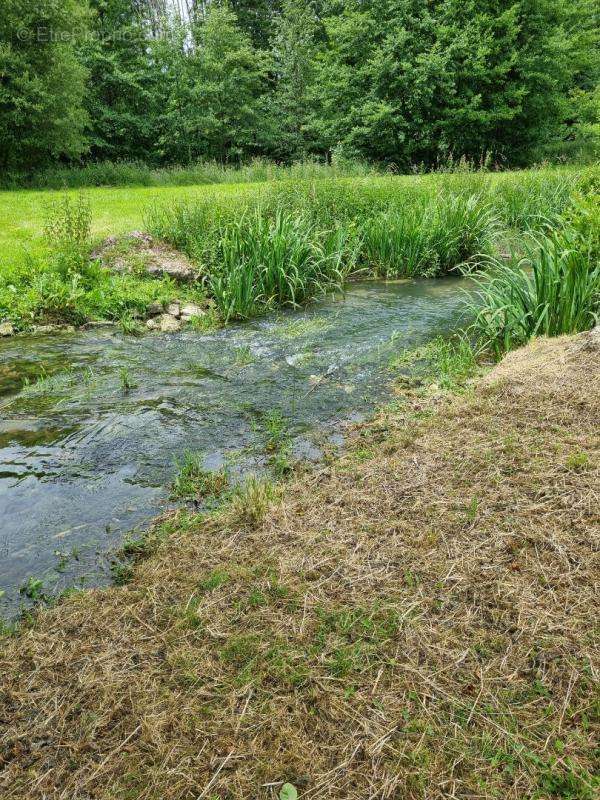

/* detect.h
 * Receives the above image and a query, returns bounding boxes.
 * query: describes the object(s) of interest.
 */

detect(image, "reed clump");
[469,191,600,356]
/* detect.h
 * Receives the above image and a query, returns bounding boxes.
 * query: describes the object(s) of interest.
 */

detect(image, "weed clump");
[172,451,229,502]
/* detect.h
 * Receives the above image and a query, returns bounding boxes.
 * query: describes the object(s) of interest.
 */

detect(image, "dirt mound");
[92,231,198,283]
[1,332,598,799]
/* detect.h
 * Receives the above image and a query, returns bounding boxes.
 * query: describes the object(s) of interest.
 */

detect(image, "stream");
[0,279,468,617]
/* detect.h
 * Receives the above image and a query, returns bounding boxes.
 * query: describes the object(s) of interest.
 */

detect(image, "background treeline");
[1,0,599,176]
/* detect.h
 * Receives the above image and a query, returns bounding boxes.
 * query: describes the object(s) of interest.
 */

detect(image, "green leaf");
[279,783,298,800]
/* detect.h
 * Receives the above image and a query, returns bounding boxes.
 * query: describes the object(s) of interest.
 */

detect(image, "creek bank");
[0,231,212,338]
[1,329,597,799]
[0,279,469,616]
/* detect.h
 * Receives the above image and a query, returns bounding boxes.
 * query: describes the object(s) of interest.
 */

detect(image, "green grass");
[0,182,254,270]
[469,192,600,356]
[172,451,229,502]
[1,166,597,332]
[0,156,379,191]
[392,335,481,392]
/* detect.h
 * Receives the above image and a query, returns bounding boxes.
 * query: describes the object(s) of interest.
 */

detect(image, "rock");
[147,301,164,317]
[93,232,198,283]
[158,314,181,333]
[32,324,76,335]
[32,324,60,335]
[84,320,115,330]
[128,230,153,246]
[167,303,181,318]
[146,318,160,331]
[0,321,14,337]
[146,260,196,283]
[180,303,206,321]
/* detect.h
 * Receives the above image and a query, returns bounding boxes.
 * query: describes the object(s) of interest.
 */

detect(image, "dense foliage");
[470,189,600,354]
[2,165,595,330]
[1,0,598,174]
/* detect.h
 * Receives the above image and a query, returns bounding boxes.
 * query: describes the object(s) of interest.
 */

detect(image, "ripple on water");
[0,278,470,615]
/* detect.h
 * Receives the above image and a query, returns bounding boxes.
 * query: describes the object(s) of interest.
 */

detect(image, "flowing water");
[0,279,468,616]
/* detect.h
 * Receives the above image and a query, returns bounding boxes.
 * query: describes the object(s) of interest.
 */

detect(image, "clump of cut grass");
[172,451,229,501]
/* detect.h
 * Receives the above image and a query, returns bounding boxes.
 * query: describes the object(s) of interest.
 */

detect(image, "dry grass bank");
[1,331,599,799]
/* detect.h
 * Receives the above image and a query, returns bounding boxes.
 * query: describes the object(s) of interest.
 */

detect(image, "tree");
[158,5,269,163]
[270,0,319,160]
[312,0,599,168]
[81,0,163,162]
[228,0,282,48]
[0,0,89,170]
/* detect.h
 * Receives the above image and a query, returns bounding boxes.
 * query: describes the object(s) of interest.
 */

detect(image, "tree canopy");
[1,0,598,171]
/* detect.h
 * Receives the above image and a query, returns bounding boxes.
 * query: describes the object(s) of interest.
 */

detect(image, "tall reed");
[209,210,355,320]
[362,193,499,277]
[469,226,600,356]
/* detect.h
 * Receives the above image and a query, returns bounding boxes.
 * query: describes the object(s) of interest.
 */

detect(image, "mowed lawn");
[0,181,259,269]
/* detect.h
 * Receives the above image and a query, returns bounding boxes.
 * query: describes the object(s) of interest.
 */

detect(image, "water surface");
[0,279,467,616]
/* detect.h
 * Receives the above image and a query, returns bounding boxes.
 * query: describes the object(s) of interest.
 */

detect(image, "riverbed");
[0,279,468,616]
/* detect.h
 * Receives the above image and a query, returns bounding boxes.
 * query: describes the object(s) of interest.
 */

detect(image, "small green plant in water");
[172,451,229,501]
[119,314,143,336]
[119,367,136,393]
[261,409,294,477]
[19,577,45,601]
[233,344,255,367]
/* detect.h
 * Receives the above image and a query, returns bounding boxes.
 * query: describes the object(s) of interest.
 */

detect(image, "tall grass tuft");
[362,193,499,277]
[209,210,355,320]
[469,226,600,356]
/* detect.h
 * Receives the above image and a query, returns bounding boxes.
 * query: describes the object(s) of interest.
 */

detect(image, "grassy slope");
[1,330,598,799]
